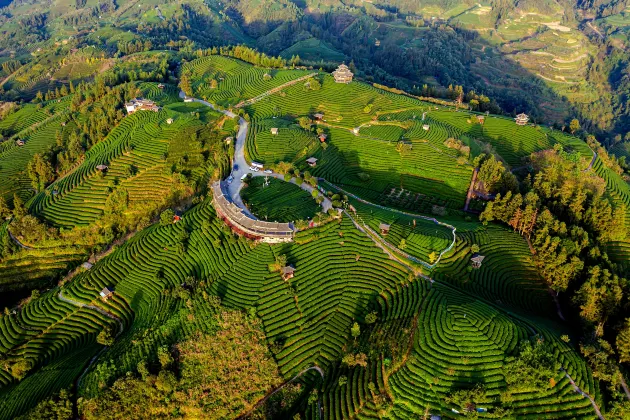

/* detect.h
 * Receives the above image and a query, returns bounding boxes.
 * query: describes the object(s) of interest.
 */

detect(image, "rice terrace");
[1,2,630,418]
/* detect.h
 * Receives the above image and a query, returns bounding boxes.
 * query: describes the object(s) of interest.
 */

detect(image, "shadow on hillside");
[240,11,592,128]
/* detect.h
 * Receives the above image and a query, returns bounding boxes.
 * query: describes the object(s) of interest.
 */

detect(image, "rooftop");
[211,182,294,238]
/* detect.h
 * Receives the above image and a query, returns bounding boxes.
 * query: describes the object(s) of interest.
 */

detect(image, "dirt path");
[234,73,318,108]
[586,21,604,39]
[237,366,324,419]
[326,181,457,269]
[563,369,605,420]
[584,151,598,172]
[7,227,33,249]
[57,290,124,335]
[464,168,478,212]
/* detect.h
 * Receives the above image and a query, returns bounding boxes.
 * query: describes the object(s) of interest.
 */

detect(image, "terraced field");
[182,55,312,107]
[28,102,225,228]
[0,98,71,201]
[0,56,609,419]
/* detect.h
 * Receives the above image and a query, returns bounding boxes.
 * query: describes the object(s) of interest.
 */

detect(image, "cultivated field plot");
[182,55,311,107]
[349,199,454,264]
[387,283,597,419]
[28,103,223,228]
[436,223,553,314]
[0,98,71,201]
[426,110,593,167]
[240,177,320,223]
[312,127,472,207]
[245,118,319,164]
[245,74,426,128]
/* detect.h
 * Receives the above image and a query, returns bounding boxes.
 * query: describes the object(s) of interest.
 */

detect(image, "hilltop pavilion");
[332,64,353,84]
[515,113,529,126]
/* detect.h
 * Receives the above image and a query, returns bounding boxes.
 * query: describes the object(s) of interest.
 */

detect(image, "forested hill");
[2,0,630,144]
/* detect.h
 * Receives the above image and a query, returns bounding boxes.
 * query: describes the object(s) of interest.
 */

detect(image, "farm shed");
[81,262,93,270]
[100,287,114,300]
[158,83,165,89]
[16,140,24,146]
[166,118,173,124]
[96,164,108,171]
[422,124,430,131]
[319,133,327,142]
[477,115,485,123]
[313,113,324,120]
[281,266,295,280]
[224,136,233,144]
[125,98,160,114]
[380,223,390,234]
[306,157,318,167]
[270,128,279,135]
[471,254,485,268]
[183,96,193,103]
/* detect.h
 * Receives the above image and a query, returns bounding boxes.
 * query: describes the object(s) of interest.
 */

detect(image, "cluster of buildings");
[125,98,160,114]
[211,181,295,243]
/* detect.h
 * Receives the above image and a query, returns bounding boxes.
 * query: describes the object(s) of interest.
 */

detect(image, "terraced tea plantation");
[181,55,312,107]
[0,56,613,420]
[240,177,320,223]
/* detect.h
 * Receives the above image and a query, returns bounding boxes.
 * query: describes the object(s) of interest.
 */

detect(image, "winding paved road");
[179,90,332,217]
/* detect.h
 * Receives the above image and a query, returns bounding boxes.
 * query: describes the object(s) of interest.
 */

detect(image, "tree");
[365,311,378,324]
[157,345,173,368]
[180,74,192,96]
[471,244,480,253]
[297,116,312,131]
[350,322,361,341]
[97,325,116,346]
[0,196,10,219]
[160,209,175,226]
[398,239,407,250]
[429,251,438,263]
[616,319,630,363]
[10,358,32,380]
[17,388,73,420]
[12,194,26,219]
[569,118,580,134]
[26,154,54,192]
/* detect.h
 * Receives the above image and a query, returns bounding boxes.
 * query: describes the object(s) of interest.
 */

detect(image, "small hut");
[319,133,327,143]
[281,266,295,280]
[158,83,165,89]
[332,64,353,84]
[515,113,529,126]
[270,128,279,135]
[166,118,174,124]
[173,214,181,223]
[16,140,25,146]
[96,164,108,172]
[352,127,359,135]
[313,113,324,121]
[471,253,485,269]
[476,115,485,124]
[99,287,114,301]
[380,223,390,235]
[224,136,233,144]
[183,96,193,103]
[81,262,93,270]
[306,157,318,167]
[423,124,430,131]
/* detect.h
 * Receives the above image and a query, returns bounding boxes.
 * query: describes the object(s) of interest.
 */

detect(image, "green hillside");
[0,3,629,418]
